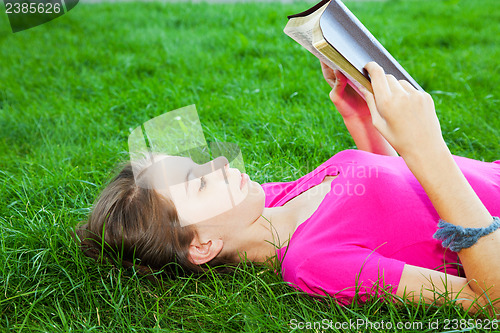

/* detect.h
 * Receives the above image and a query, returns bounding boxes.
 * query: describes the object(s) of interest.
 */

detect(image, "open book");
[284,0,422,95]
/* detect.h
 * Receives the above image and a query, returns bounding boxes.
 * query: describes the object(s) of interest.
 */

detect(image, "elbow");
[459,290,500,317]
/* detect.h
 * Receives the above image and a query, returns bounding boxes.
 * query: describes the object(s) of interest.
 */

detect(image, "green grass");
[0,0,499,331]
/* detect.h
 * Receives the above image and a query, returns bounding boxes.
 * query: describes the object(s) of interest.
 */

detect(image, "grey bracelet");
[433,216,500,252]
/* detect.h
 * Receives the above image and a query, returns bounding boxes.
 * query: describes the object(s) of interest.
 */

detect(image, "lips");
[240,172,249,189]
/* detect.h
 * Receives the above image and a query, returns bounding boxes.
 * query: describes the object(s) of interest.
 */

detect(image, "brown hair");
[73,161,235,276]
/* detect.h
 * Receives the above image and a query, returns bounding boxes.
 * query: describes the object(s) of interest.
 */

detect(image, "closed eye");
[199,176,206,191]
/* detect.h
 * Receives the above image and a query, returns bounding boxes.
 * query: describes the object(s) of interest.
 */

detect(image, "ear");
[188,237,224,265]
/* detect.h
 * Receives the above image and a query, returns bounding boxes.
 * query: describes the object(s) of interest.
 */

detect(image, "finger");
[320,62,337,88]
[398,80,416,93]
[386,74,407,94]
[362,88,375,111]
[332,70,347,92]
[320,61,334,77]
[334,69,347,82]
[362,88,377,118]
[364,62,391,98]
[363,89,386,131]
[320,61,330,72]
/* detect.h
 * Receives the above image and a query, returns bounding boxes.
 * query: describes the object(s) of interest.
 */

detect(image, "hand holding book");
[321,60,397,156]
[287,0,422,156]
[361,62,445,160]
[320,61,371,121]
[285,0,422,96]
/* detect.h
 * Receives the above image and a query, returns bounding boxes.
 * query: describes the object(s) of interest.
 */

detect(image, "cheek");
[192,185,266,229]
[179,182,265,225]
[168,186,234,225]
[193,192,234,223]
[188,184,243,223]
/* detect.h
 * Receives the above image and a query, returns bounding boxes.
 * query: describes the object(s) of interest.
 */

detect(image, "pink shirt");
[262,150,500,304]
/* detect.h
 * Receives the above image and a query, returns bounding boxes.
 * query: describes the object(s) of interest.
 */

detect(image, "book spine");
[321,0,423,91]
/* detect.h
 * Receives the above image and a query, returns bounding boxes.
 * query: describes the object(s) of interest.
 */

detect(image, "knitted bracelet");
[433,216,500,252]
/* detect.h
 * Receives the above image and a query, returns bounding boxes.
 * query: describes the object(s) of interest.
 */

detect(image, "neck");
[237,205,299,263]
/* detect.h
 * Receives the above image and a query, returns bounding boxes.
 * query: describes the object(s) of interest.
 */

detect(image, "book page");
[283,2,329,59]
[284,2,366,98]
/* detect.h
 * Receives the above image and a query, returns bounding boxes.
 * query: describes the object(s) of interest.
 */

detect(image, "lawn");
[0,0,499,331]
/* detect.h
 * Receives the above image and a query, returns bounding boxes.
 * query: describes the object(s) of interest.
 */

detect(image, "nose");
[194,156,229,176]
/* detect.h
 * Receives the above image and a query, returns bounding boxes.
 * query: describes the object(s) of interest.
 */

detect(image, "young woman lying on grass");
[75,62,500,314]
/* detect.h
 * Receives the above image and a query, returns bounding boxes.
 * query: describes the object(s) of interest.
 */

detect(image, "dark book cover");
[319,0,422,90]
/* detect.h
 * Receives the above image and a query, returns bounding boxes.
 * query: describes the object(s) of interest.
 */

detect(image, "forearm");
[320,63,397,156]
[343,116,397,156]
[403,146,491,228]
[361,61,500,313]
[402,146,500,304]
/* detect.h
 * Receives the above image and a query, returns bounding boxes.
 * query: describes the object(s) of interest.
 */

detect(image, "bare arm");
[320,62,397,156]
[363,62,500,314]
[397,264,490,314]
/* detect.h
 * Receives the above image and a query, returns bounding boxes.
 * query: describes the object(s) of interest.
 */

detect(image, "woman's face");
[144,155,265,228]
